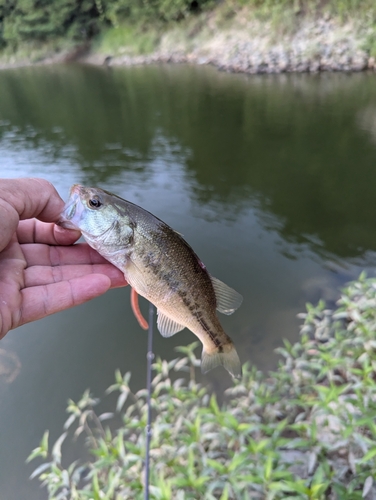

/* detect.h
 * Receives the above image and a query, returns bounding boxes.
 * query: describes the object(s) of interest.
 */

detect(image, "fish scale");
[59,184,243,378]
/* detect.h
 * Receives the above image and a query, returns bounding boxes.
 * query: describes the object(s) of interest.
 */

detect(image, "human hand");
[0,178,127,339]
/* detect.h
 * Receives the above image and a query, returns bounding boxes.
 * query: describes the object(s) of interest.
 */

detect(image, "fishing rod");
[144,302,154,500]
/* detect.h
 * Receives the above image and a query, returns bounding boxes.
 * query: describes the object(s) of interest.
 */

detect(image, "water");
[1,64,376,498]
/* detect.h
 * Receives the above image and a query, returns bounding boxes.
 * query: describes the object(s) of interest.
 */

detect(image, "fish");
[59,185,243,378]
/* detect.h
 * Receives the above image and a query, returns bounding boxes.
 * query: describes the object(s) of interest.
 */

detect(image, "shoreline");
[0,12,375,75]
[83,14,376,75]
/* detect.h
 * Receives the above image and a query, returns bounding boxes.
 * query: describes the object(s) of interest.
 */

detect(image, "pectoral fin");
[125,260,149,296]
[211,276,243,315]
[157,310,185,337]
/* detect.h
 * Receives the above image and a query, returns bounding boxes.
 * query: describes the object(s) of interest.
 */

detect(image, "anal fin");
[157,310,185,337]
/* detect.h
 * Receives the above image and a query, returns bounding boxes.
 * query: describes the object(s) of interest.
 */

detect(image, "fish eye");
[88,198,102,209]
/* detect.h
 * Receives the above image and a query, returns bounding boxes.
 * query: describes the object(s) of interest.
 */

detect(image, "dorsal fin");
[211,276,243,315]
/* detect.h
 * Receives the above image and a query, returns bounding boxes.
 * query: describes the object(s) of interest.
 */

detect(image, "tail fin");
[201,344,242,379]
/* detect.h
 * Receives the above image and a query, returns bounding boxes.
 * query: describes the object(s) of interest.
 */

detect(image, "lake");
[0,63,376,499]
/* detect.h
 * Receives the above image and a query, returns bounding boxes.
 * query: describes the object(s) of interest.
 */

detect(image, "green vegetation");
[0,0,213,60]
[93,23,160,56]
[234,0,376,17]
[1,0,376,61]
[0,0,212,48]
[29,274,376,499]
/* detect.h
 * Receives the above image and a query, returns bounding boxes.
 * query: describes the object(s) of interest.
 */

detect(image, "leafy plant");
[29,274,376,499]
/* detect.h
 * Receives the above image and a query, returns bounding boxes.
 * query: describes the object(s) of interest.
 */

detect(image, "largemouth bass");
[59,185,243,378]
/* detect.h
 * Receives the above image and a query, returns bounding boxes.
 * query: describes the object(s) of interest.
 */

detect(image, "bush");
[29,274,376,499]
[105,0,212,25]
[0,0,104,46]
[0,0,214,49]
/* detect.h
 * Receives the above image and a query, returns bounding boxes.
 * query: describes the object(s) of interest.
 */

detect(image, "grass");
[1,1,376,65]
[93,24,161,56]
[0,37,80,66]
[28,273,376,499]
[88,0,376,63]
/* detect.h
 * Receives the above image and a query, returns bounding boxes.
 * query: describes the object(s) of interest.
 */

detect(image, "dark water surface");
[1,64,376,498]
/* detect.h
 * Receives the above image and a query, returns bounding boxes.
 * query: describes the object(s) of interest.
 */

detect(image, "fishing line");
[144,301,154,500]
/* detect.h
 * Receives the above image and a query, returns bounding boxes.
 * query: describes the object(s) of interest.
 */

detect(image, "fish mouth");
[69,184,84,196]
[57,189,81,229]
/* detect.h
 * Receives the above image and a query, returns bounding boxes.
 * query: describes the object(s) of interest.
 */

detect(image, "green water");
[1,64,376,498]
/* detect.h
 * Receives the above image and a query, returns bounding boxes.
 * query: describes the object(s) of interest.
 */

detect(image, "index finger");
[0,178,67,252]
[17,218,81,246]
[0,178,65,222]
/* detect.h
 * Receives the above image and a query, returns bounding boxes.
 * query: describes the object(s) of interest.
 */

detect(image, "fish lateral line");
[197,316,223,349]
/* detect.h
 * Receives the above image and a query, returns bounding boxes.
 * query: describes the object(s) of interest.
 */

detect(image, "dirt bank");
[83,12,375,74]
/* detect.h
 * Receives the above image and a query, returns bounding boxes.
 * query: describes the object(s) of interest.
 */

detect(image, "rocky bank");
[84,12,376,74]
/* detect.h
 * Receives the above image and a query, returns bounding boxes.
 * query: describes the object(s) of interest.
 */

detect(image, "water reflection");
[0,66,376,261]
